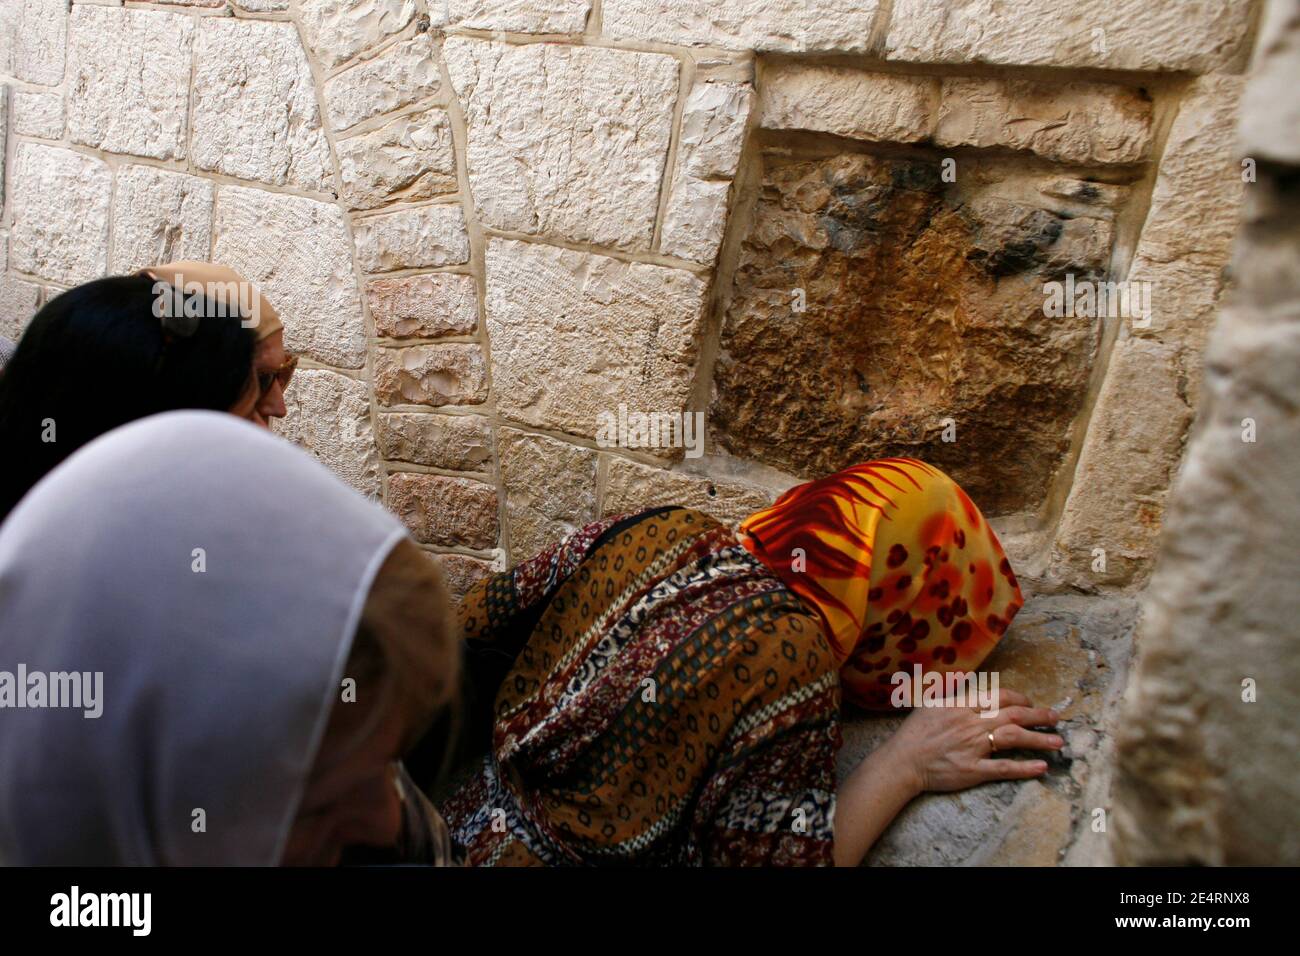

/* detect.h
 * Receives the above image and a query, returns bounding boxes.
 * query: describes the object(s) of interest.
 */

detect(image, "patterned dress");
[440,506,841,866]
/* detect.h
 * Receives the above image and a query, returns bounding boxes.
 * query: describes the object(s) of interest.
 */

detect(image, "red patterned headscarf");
[738,459,1024,709]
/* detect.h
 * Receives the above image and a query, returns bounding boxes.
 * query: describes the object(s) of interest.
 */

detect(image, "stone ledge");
[841,592,1137,865]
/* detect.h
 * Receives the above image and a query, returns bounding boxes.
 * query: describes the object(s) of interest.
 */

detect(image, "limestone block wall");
[0,0,1260,598]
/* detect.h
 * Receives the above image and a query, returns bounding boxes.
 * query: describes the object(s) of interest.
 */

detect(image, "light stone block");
[323,35,439,132]
[660,79,754,263]
[499,427,598,559]
[337,109,457,210]
[0,87,6,212]
[677,80,753,180]
[0,275,43,343]
[885,0,1253,74]
[602,457,774,527]
[275,369,381,498]
[602,0,882,53]
[1126,76,1246,273]
[323,33,441,133]
[10,145,111,285]
[0,4,19,76]
[352,204,471,273]
[110,165,214,273]
[213,185,367,369]
[485,238,709,439]
[1050,337,1192,587]
[436,552,495,602]
[1121,71,1245,406]
[16,0,67,85]
[67,6,194,161]
[298,0,420,70]
[387,472,499,549]
[935,78,1153,166]
[1240,0,1300,164]
[376,412,494,470]
[13,90,65,139]
[447,0,592,33]
[445,37,679,252]
[373,343,488,407]
[660,177,732,264]
[367,272,478,338]
[761,64,934,143]
[192,18,333,192]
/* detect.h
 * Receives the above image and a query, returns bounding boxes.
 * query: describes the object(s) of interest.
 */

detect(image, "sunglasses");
[257,353,298,397]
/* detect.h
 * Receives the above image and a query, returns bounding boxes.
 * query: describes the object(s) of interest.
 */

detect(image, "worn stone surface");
[485,238,710,440]
[838,592,1136,865]
[388,472,499,549]
[885,0,1254,73]
[367,272,478,338]
[275,369,381,497]
[1051,77,1246,587]
[447,0,592,32]
[761,64,934,143]
[1052,337,1193,590]
[661,80,753,263]
[15,0,67,85]
[677,80,754,180]
[13,90,64,139]
[0,5,15,77]
[376,412,494,470]
[435,552,495,601]
[445,38,678,252]
[353,204,471,274]
[1127,77,1246,279]
[1240,0,1300,165]
[661,178,734,264]
[0,87,6,212]
[373,343,488,407]
[192,19,333,192]
[936,78,1153,166]
[1115,15,1300,860]
[212,186,366,369]
[323,35,439,132]
[337,109,457,210]
[110,166,214,273]
[298,0,419,70]
[603,0,882,53]
[500,428,599,559]
[0,275,42,343]
[976,781,1075,866]
[10,145,111,285]
[602,457,774,526]
[713,152,1112,515]
[67,6,193,161]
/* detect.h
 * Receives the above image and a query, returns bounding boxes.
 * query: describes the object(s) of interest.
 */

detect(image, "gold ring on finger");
[987,731,997,753]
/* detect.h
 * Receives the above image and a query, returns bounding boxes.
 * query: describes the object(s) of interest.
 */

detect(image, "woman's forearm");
[831,736,922,867]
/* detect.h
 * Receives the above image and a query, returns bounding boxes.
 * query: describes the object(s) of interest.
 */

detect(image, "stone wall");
[1112,0,1300,865]
[0,0,1258,600]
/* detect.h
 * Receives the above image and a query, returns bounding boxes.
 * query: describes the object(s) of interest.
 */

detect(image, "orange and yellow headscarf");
[738,458,1024,709]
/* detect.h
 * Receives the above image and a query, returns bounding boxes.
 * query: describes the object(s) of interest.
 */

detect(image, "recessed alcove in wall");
[708,66,1153,518]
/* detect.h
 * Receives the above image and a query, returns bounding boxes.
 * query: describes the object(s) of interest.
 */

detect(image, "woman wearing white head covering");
[0,411,459,865]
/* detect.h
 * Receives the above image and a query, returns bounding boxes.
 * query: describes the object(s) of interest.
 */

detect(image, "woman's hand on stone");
[890,688,1063,794]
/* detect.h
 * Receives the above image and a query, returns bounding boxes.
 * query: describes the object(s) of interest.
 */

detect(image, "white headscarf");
[0,411,407,865]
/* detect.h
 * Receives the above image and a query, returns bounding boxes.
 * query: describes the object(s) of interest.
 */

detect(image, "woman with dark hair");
[0,261,296,521]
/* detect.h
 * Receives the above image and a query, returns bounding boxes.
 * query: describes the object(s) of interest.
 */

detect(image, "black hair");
[0,274,256,521]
